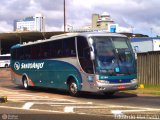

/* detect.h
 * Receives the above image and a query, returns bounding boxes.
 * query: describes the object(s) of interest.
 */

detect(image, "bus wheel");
[22,77,29,89]
[68,80,79,97]
[103,92,115,96]
[5,64,8,68]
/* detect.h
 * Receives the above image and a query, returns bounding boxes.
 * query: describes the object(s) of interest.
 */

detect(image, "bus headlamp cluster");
[131,79,138,83]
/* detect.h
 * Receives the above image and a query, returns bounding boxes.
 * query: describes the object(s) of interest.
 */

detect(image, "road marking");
[112,109,160,114]
[64,106,108,113]
[108,105,160,111]
[111,108,160,115]
[111,110,123,115]
[64,106,74,113]
[0,105,66,114]
[0,105,109,117]
[1,89,160,116]
[0,89,77,102]
[63,104,160,114]
[49,102,92,105]
[22,102,34,109]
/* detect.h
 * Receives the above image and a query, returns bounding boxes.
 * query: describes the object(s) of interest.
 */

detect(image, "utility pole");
[150,28,153,37]
[0,40,1,55]
[130,26,134,34]
[64,0,66,32]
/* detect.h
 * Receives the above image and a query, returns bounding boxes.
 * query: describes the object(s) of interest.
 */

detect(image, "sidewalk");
[127,87,160,96]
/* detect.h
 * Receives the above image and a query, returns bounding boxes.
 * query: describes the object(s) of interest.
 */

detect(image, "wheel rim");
[23,79,28,88]
[70,82,77,94]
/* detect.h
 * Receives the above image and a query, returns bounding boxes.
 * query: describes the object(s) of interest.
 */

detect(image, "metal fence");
[137,51,160,85]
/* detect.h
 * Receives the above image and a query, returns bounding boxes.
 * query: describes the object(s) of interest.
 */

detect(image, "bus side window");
[23,46,31,60]
[71,50,76,56]
[31,44,40,59]
[40,42,50,59]
[50,40,63,58]
[77,36,94,74]
[11,49,17,60]
[57,49,62,56]
[63,37,76,57]
[17,47,23,60]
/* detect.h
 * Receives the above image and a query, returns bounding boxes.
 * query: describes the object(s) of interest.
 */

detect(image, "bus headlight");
[131,79,138,83]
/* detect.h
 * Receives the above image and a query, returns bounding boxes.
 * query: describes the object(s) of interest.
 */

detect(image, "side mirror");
[90,51,95,60]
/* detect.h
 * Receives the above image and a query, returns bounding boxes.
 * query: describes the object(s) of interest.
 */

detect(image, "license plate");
[118,85,125,89]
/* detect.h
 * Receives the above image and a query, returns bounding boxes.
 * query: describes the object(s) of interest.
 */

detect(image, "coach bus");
[10,32,137,96]
[0,54,10,68]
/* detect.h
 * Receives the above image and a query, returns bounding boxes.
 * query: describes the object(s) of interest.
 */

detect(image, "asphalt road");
[0,68,160,120]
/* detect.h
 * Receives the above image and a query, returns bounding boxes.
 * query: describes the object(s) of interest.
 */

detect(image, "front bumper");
[95,81,138,92]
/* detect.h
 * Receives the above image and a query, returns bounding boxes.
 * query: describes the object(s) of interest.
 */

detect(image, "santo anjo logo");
[14,62,44,70]
[14,62,20,70]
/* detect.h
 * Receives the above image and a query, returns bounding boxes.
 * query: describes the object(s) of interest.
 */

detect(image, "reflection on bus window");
[77,36,94,74]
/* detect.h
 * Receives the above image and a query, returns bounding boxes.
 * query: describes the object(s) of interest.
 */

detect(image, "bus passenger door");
[77,36,95,91]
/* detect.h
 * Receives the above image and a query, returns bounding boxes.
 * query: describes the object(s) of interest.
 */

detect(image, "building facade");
[92,12,117,32]
[131,37,160,53]
[92,14,99,29]
[68,12,118,33]
[14,13,45,32]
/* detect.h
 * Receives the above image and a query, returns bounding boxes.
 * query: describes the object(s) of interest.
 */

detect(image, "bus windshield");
[92,36,136,76]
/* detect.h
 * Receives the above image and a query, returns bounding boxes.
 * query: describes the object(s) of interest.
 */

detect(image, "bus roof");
[50,32,126,39]
[11,32,127,49]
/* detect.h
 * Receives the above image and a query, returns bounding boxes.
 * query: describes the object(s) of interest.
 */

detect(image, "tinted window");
[50,40,63,58]
[41,42,51,59]
[63,38,76,57]
[11,37,76,60]
[31,44,41,59]
[17,47,24,60]
[23,46,31,60]
[77,36,94,74]
[0,56,10,60]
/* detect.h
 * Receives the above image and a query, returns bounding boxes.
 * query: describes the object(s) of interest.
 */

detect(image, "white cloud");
[27,0,42,13]
[0,0,160,36]
[29,0,35,5]
[43,10,63,20]
[45,25,63,32]
[0,21,13,32]
[118,26,131,33]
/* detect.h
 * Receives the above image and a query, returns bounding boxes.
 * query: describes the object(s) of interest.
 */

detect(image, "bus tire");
[5,64,8,68]
[22,77,29,89]
[68,80,79,97]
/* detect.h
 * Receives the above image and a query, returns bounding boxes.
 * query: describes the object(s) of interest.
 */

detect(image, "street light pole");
[64,0,66,32]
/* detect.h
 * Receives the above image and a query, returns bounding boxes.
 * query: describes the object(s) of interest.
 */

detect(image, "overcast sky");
[0,0,160,37]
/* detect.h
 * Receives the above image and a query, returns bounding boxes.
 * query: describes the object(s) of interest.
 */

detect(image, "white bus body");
[0,54,10,68]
